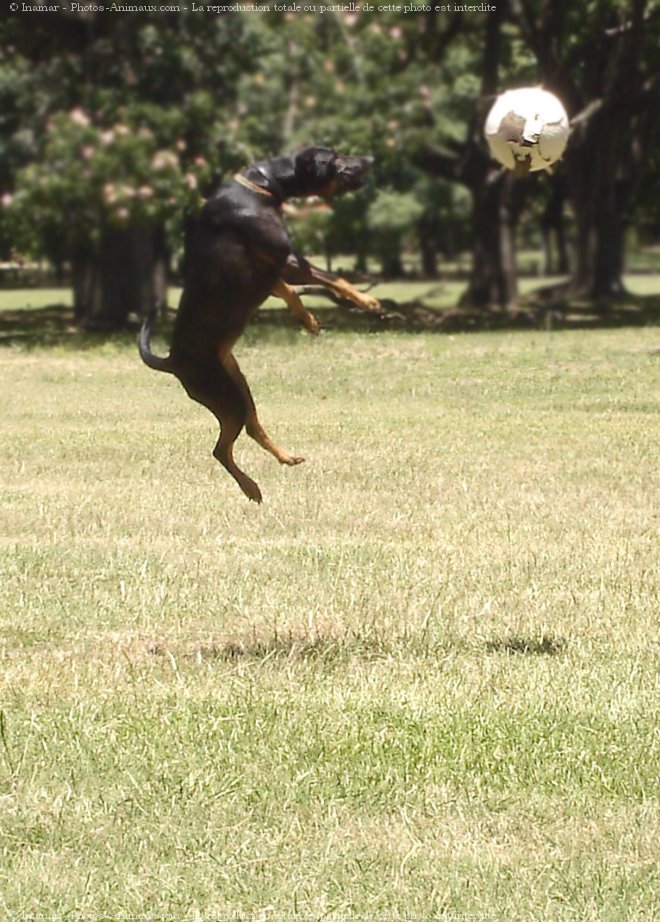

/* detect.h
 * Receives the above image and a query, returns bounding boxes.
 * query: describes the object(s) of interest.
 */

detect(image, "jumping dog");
[139,146,380,503]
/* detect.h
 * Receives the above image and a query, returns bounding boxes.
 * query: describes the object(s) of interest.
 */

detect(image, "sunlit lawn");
[0,287,658,919]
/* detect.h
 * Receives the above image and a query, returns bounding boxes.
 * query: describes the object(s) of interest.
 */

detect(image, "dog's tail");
[139,308,173,374]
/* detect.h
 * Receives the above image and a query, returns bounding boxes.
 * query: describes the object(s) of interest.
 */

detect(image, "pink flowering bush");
[6,106,212,256]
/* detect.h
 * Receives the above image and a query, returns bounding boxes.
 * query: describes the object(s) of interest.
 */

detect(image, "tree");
[413,5,526,311]
[539,173,570,276]
[7,107,209,327]
[367,190,424,276]
[4,5,658,326]
[1,9,264,328]
[509,0,660,302]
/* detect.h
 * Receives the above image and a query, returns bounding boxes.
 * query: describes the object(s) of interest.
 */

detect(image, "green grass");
[0,294,659,918]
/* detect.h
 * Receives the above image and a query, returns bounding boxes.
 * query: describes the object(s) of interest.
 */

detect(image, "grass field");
[0,290,659,920]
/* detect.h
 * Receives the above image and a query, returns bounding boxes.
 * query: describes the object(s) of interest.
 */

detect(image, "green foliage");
[364,189,422,274]
[1,5,659,274]
[286,206,334,263]
[0,12,267,259]
[367,189,424,234]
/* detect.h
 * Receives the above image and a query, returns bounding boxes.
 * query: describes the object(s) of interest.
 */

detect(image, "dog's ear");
[295,147,336,188]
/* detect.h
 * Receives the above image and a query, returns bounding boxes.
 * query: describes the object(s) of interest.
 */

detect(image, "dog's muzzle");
[335,155,375,192]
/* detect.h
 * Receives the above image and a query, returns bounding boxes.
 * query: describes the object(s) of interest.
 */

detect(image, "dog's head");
[293,147,374,200]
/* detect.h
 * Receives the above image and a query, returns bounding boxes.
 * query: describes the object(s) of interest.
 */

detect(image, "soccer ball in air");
[484,87,570,173]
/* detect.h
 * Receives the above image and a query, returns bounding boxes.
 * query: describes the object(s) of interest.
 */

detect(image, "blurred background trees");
[1,1,659,329]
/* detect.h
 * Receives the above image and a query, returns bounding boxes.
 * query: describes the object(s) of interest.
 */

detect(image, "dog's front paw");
[356,293,381,312]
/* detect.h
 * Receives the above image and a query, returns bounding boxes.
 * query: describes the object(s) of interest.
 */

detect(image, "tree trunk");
[572,208,627,299]
[72,247,97,325]
[460,170,518,311]
[567,118,630,302]
[73,224,168,330]
[418,214,438,277]
[415,3,520,312]
[541,174,569,275]
[557,220,570,276]
[353,237,368,274]
[353,253,366,273]
[379,237,405,278]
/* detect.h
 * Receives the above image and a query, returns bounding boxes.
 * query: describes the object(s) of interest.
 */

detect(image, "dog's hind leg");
[180,360,263,503]
[221,350,305,467]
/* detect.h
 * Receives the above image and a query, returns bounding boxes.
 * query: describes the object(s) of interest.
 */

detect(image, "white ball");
[484,87,570,172]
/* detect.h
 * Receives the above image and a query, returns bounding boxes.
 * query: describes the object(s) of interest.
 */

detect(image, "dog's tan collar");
[233,173,273,198]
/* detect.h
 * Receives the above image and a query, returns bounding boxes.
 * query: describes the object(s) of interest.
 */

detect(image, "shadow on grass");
[194,629,430,664]
[146,626,467,666]
[0,302,388,350]
[146,628,572,666]
[201,632,358,664]
[0,303,140,350]
[381,294,660,333]
[485,634,568,656]
[1,294,658,351]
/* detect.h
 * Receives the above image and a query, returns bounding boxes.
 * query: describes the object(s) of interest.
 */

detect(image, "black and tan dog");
[139,146,380,503]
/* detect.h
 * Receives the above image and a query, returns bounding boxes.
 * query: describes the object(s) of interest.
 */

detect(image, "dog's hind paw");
[275,450,305,466]
[305,313,320,335]
[238,476,263,504]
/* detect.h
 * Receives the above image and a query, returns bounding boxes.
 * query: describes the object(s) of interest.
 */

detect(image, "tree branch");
[569,98,605,133]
